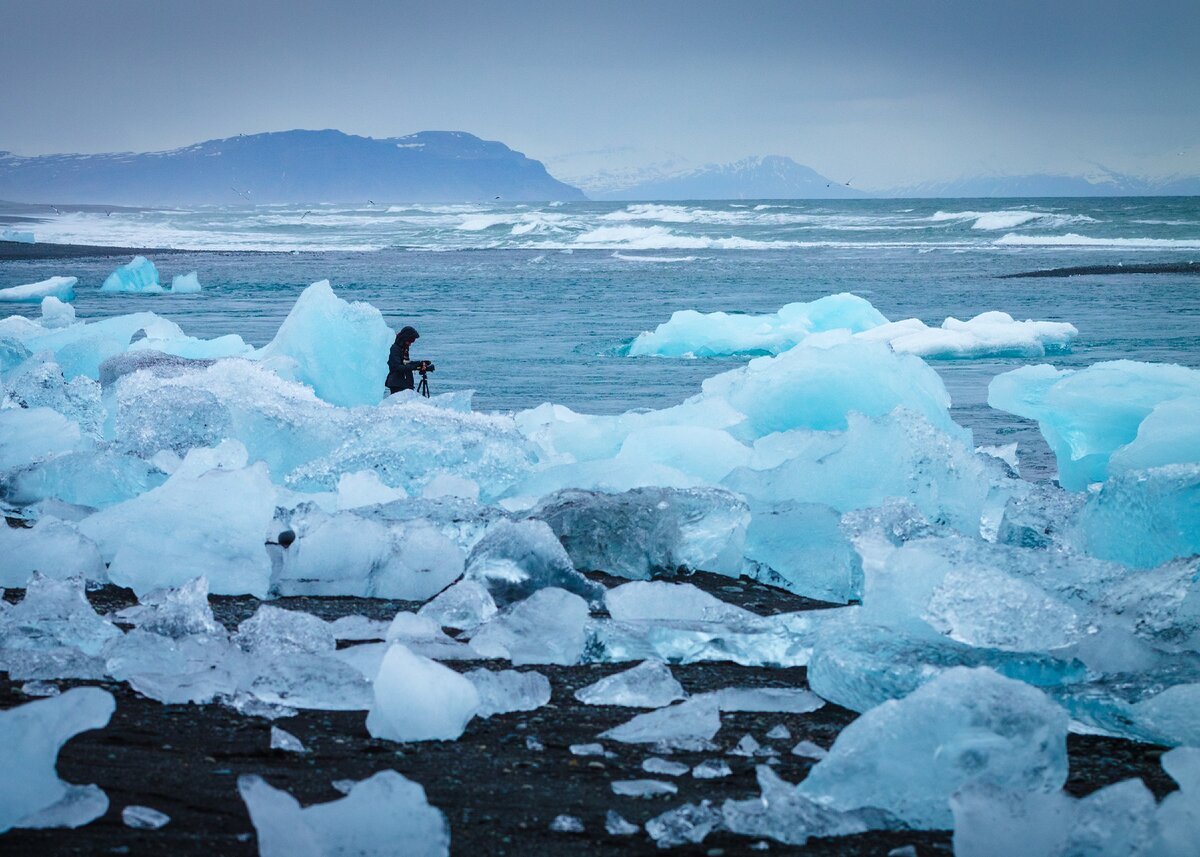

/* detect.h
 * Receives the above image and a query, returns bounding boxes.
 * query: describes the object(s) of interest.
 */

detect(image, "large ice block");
[79,444,276,597]
[988,361,1200,489]
[101,256,164,293]
[532,487,749,580]
[464,518,603,606]
[0,276,77,303]
[257,280,394,407]
[468,587,590,666]
[0,687,115,832]
[366,644,480,742]
[798,667,1069,829]
[238,770,450,857]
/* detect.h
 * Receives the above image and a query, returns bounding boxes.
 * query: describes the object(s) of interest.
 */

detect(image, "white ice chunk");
[270,726,308,753]
[601,697,722,747]
[464,518,603,606]
[468,588,590,666]
[643,757,690,776]
[113,576,221,638]
[170,272,202,294]
[700,687,825,714]
[569,743,607,757]
[418,579,498,632]
[366,644,480,742]
[951,779,1157,857]
[612,779,678,797]
[605,810,640,835]
[0,407,85,470]
[122,804,171,830]
[627,293,888,357]
[575,660,687,708]
[533,487,749,580]
[791,740,827,760]
[0,276,77,303]
[798,667,1068,829]
[0,517,105,587]
[336,470,408,510]
[421,471,480,501]
[549,814,584,833]
[988,360,1200,490]
[722,765,886,847]
[257,280,394,407]
[102,256,163,293]
[463,668,551,717]
[605,581,761,625]
[693,759,732,779]
[0,687,114,832]
[79,451,275,597]
[238,770,449,857]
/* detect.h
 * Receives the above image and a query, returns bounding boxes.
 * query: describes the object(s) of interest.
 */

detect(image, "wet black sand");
[0,573,1177,856]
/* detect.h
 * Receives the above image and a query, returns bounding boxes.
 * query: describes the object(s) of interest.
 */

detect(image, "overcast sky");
[2,0,1197,188]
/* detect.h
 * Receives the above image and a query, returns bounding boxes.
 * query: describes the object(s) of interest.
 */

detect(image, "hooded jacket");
[385,329,422,394]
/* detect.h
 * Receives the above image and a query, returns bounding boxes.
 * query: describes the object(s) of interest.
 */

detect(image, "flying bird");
[231,186,251,201]
[300,210,312,220]
[367,199,376,206]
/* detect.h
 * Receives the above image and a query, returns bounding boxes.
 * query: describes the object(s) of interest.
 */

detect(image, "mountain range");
[587,155,865,200]
[0,130,584,205]
[0,129,1196,204]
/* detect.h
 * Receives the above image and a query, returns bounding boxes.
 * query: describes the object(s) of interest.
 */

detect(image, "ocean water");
[4,197,1200,480]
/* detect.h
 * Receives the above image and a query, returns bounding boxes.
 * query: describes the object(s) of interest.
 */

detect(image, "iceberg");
[0,276,77,303]
[102,256,164,293]
[628,295,1076,360]
[989,360,1200,489]
[0,687,115,832]
[257,280,393,407]
[627,293,888,357]
[366,644,480,742]
[798,667,1068,829]
[238,770,450,857]
[170,271,202,293]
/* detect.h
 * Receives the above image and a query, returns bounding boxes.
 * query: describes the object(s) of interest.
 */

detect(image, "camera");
[417,361,435,374]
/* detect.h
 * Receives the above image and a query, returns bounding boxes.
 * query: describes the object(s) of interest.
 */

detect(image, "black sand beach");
[0,572,1176,856]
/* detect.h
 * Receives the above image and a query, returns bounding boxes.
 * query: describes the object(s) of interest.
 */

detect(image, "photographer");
[385,325,435,396]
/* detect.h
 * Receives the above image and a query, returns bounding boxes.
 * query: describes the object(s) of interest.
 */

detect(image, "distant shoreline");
[1000,261,1200,278]
[0,240,285,261]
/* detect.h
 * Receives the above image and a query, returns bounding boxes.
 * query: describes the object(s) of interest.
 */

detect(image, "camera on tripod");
[415,361,435,397]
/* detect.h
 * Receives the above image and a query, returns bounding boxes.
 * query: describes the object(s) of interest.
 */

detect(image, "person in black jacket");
[385,326,433,395]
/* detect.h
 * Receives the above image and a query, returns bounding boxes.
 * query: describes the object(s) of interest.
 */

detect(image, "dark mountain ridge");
[0,129,585,205]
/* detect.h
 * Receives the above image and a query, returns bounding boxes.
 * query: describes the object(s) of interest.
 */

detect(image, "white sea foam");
[930,210,1099,231]
[994,233,1200,249]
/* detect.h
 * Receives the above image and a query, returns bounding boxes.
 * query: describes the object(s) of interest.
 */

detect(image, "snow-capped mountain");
[589,155,866,200]
[0,130,586,205]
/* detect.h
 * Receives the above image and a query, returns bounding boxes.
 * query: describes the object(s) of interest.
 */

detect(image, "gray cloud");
[1,0,1196,187]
